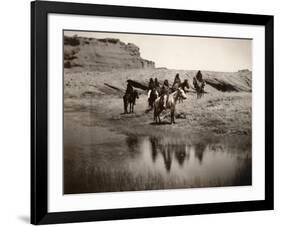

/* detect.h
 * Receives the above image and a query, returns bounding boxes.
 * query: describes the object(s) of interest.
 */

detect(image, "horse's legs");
[149,99,152,109]
[123,96,128,113]
[171,108,175,124]
[154,112,159,124]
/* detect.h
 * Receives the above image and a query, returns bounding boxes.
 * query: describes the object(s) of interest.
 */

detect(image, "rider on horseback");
[154,78,160,89]
[193,77,198,89]
[161,79,170,109]
[147,78,155,99]
[172,73,181,90]
[196,70,203,82]
[125,80,134,95]
[123,80,139,114]
[193,70,205,98]
[154,78,160,95]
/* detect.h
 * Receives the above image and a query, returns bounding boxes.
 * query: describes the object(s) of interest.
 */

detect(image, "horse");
[153,88,187,124]
[177,80,190,103]
[148,88,159,109]
[193,78,205,99]
[123,90,139,114]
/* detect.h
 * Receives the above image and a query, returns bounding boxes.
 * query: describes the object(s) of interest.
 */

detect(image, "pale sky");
[64,30,252,72]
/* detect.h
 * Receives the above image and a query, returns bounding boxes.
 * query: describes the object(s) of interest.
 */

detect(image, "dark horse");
[193,78,205,99]
[123,90,139,114]
[193,71,205,99]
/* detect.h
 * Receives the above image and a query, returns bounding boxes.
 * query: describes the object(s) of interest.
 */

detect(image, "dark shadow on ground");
[150,121,172,125]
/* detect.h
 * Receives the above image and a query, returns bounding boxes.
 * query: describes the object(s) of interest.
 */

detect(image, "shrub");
[64,35,80,46]
[98,38,119,44]
[64,52,77,60]
[64,61,71,68]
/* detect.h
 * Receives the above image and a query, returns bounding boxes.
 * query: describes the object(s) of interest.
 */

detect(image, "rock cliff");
[64,35,155,71]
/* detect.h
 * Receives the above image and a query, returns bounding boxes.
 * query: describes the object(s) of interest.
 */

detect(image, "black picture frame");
[31,1,274,224]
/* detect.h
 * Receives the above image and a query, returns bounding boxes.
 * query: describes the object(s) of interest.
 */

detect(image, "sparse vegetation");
[98,38,120,44]
[64,61,71,68]
[64,35,80,46]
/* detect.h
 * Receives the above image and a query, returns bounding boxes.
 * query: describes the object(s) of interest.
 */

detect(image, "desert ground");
[63,68,252,194]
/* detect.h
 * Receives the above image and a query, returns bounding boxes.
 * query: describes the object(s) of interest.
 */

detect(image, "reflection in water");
[126,136,139,153]
[150,137,158,162]
[148,138,206,171]
[162,145,173,172]
[175,146,186,166]
[194,143,206,164]
[64,114,252,194]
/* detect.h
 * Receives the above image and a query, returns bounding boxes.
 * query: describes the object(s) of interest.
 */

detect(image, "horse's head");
[152,88,159,97]
[178,88,187,99]
[183,79,189,89]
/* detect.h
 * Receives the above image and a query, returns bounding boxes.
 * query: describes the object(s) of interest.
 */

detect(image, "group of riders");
[147,73,191,109]
[124,70,206,113]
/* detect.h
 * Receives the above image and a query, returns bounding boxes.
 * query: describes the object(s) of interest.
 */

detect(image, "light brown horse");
[177,79,190,103]
[154,88,187,124]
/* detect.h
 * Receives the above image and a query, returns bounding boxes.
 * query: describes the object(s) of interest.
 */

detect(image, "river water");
[64,112,251,194]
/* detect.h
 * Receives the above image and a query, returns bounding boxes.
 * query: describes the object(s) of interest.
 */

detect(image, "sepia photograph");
[63,30,252,194]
